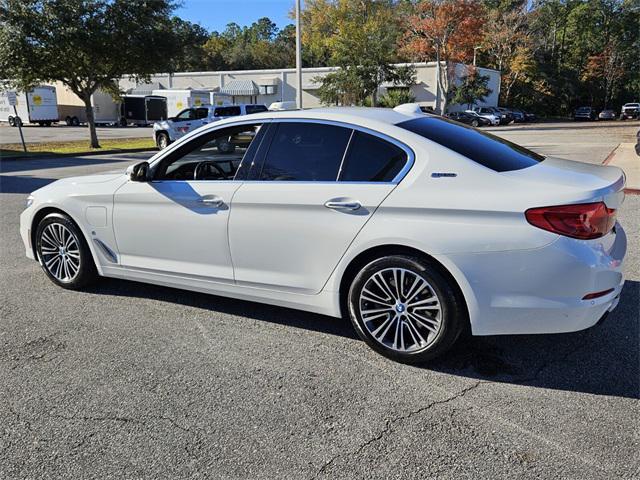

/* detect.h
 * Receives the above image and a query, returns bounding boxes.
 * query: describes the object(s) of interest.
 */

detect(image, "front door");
[228,121,411,294]
[112,122,266,282]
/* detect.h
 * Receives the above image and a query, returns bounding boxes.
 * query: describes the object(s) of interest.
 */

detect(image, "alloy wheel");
[358,267,442,353]
[40,223,81,283]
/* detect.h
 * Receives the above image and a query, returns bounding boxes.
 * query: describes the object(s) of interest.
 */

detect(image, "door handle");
[324,200,361,211]
[198,195,224,207]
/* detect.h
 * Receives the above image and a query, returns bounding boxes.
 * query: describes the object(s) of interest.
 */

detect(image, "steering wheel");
[194,161,228,180]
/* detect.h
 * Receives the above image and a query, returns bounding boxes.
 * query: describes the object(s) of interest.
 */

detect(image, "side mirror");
[130,161,150,182]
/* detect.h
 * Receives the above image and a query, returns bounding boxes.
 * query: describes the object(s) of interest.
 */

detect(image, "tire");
[119,118,127,127]
[71,116,80,126]
[35,213,98,290]
[156,132,169,150]
[347,255,466,364]
[65,116,72,126]
[8,116,15,127]
[471,120,479,127]
[14,116,22,127]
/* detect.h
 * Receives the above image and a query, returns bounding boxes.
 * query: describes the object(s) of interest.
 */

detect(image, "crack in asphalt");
[315,380,485,477]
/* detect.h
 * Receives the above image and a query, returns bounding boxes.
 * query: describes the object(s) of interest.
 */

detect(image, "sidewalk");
[604,143,639,194]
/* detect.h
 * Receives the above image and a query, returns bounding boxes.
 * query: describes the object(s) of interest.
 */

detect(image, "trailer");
[152,89,210,118]
[0,85,59,126]
[56,88,122,126]
[121,95,168,126]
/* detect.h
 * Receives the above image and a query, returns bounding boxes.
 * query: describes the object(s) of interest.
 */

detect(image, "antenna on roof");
[393,103,423,115]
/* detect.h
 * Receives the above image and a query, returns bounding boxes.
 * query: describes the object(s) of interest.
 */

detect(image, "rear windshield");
[398,116,544,172]
[214,106,241,117]
[246,105,268,114]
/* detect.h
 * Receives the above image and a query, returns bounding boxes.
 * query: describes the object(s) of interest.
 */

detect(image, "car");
[153,103,268,149]
[269,101,297,111]
[445,111,491,127]
[620,103,640,120]
[598,109,616,121]
[20,104,627,364]
[467,107,500,126]
[496,107,516,124]
[636,130,640,156]
[574,106,597,121]
[522,111,537,122]
[507,108,526,123]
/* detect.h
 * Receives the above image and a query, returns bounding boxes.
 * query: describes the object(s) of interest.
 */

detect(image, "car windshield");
[398,116,544,172]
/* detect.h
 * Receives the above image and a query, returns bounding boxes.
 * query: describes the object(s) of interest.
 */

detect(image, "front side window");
[153,124,263,181]
[339,131,407,182]
[175,109,195,121]
[259,122,352,181]
[398,117,544,172]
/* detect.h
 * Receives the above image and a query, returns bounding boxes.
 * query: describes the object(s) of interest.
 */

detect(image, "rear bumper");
[444,223,627,336]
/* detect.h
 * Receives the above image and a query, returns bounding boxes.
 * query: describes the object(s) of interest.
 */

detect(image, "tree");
[0,0,179,148]
[450,66,492,109]
[402,0,485,113]
[581,41,624,108]
[169,17,210,72]
[303,0,405,106]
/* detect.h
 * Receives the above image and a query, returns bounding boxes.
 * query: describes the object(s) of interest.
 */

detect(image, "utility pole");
[473,46,481,67]
[295,0,303,109]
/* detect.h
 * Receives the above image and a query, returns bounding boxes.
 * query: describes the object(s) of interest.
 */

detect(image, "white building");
[119,62,501,112]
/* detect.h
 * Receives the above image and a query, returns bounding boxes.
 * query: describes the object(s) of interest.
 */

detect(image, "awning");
[220,79,259,96]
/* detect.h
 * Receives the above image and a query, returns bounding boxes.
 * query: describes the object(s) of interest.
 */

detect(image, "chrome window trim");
[149,116,415,185]
[267,118,415,184]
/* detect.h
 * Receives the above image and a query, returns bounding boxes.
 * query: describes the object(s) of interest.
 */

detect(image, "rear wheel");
[14,116,22,127]
[471,119,479,127]
[8,116,15,127]
[35,213,97,290]
[71,116,80,126]
[348,255,465,363]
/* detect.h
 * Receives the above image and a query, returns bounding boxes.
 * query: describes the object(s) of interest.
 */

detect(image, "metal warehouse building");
[118,62,501,111]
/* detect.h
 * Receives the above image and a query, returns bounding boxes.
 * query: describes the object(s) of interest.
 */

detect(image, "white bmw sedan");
[20,105,627,363]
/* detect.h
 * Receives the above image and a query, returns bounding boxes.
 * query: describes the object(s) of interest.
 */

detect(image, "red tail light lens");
[525,202,616,240]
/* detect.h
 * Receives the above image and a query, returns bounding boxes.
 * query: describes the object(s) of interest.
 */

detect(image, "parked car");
[497,107,515,124]
[598,109,616,121]
[574,106,597,121]
[153,103,268,149]
[507,108,526,123]
[620,103,640,120]
[636,130,640,156]
[523,111,537,122]
[445,111,491,127]
[468,107,500,126]
[20,105,627,364]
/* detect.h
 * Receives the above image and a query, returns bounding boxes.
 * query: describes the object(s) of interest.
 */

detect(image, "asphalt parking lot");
[1,123,638,479]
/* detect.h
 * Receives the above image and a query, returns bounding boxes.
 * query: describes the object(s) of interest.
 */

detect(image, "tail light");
[525,202,616,240]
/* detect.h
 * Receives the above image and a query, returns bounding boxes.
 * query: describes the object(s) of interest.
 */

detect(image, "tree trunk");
[81,93,100,148]
[438,61,449,115]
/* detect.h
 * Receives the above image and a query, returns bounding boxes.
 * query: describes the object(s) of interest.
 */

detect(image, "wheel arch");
[30,206,101,273]
[337,244,473,332]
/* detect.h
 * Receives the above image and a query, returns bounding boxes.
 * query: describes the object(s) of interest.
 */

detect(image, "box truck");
[0,85,59,126]
[56,87,122,126]
[121,95,168,126]
[152,89,210,118]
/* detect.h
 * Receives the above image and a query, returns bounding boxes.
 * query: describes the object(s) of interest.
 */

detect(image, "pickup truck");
[620,103,639,120]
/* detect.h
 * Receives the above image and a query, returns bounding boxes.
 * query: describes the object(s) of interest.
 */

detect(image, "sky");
[175,0,295,33]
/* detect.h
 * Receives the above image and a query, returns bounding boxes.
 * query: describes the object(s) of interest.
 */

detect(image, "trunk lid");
[502,157,625,209]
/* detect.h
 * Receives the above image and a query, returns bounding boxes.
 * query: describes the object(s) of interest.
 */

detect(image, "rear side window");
[260,122,352,181]
[398,117,544,172]
[214,106,241,117]
[339,131,407,182]
[195,108,209,119]
[246,105,268,114]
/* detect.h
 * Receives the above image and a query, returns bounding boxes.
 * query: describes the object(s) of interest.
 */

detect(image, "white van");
[0,86,59,126]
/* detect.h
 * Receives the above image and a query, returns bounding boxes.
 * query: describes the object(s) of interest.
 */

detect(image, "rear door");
[228,120,411,294]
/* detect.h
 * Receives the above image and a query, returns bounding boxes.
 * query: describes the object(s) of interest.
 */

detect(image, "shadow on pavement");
[0,175,59,194]
[87,276,639,400]
[0,152,149,174]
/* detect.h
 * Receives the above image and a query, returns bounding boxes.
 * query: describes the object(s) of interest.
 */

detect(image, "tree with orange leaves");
[402,0,485,113]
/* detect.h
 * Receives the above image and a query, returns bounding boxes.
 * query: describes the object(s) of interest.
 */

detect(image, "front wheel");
[471,120,479,127]
[348,255,466,363]
[35,213,97,290]
[156,132,169,149]
[8,116,15,127]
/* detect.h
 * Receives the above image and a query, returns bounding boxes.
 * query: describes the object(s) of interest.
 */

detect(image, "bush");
[378,89,416,108]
